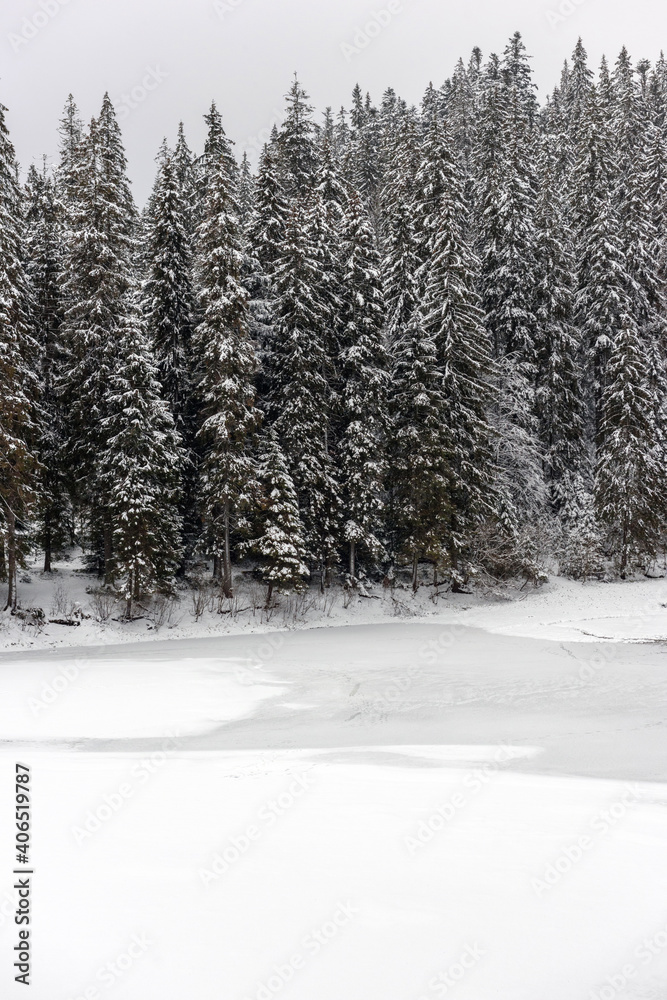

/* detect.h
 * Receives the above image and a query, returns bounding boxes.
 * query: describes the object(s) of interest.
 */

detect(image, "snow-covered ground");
[1,563,667,998]
[4,549,667,651]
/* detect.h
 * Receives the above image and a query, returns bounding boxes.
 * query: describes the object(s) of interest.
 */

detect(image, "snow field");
[1,750,666,999]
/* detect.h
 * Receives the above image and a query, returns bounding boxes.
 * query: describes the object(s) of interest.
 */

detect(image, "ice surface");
[1,576,667,998]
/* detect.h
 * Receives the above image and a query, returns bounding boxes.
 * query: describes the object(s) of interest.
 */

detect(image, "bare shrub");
[88,587,117,622]
[149,593,181,630]
[190,577,215,621]
[50,580,73,618]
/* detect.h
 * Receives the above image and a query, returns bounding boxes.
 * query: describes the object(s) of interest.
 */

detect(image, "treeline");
[2,32,667,612]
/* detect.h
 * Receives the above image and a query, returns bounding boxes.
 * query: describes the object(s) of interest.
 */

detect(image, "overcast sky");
[1,0,666,204]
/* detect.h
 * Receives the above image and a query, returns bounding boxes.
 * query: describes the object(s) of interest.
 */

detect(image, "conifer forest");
[3,32,667,614]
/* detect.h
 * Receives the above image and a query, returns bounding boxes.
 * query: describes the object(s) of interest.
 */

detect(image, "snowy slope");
[4,550,667,653]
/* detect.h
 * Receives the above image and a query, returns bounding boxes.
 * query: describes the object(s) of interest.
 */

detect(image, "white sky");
[1,0,666,204]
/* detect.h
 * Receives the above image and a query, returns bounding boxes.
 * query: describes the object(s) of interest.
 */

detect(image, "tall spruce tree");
[99,312,184,616]
[337,190,388,581]
[59,96,137,578]
[24,162,71,571]
[420,118,496,582]
[0,101,37,609]
[534,131,586,506]
[595,316,666,576]
[388,310,452,589]
[269,200,341,584]
[247,428,309,602]
[278,76,317,200]
[194,145,260,597]
[143,152,195,433]
[245,143,289,363]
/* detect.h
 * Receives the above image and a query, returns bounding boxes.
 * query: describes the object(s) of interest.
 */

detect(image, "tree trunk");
[349,540,356,585]
[5,509,16,611]
[103,519,114,586]
[43,514,52,573]
[620,514,628,580]
[412,553,419,593]
[222,502,233,598]
[213,554,221,580]
[267,581,274,607]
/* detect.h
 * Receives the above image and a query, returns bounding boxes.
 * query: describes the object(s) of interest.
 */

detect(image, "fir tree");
[0,101,37,608]
[247,429,309,602]
[420,117,496,580]
[59,95,137,578]
[56,94,84,211]
[558,474,603,581]
[246,144,290,278]
[245,143,289,362]
[534,131,586,505]
[194,147,260,597]
[269,201,341,583]
[337,190,388,581]
[238,151,255,227]
[143,151,194,432]
[595,316,666,576]
[99,313,184,617]
[388,310,452,589]
[576,191,629,413]
[25,162,71,570]
[194,102,238,225]
[278,76,317,199]
[174,122,196,235]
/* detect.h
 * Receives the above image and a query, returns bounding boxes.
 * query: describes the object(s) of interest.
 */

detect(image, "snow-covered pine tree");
[143,151,195,434]
[595,315,666,577]
[59,95,137,579]
[382,180,421,346]
[576,189,628,419]
[561,37,594,193]
[244,143,289,365]
[441,57,480,207]
[173,122,196,236]
[494,32,540,363]
[334,106,351,164]
[473,40,548,568]
[194,141,260,597]
[238,151,255,227]
[558,472,604,580]
[534,130,586,509]
[414,109,454,275]
[56,94,84,211]
[246,143,290,278]
[99,310,184,617]
[142,149,197,563]
[316,113,349,227]
[381,105,421,346]
[193,102,239,226]
[0,101,38,608]
[247,428,308,603]
[388,309,452,590]
[473,53,506,358]
[277,76,317,200]
[345,92,382,223]
[269,199,341,585]
[337,189,388,582]
[24,162,71,571]
[419,117,496,583]
[612,50,662,334]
